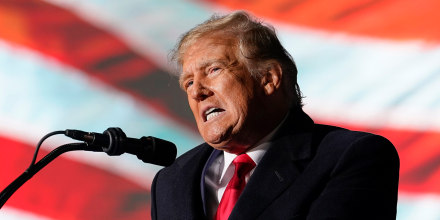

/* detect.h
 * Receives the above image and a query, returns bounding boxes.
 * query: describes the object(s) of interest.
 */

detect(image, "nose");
[188,79,213,101]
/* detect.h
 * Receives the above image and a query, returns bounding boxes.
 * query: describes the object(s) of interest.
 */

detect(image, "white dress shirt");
[204,116,286,218]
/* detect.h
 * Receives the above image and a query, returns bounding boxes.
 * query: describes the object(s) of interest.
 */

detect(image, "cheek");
[188,100,200,120]
[228,86,253,111]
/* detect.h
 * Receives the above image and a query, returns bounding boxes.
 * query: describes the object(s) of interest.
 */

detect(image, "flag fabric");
[0,0,439,219]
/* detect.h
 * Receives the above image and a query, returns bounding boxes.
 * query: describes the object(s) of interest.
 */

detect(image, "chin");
[201,127,231,146]
[206,138,250,154]
[210,145,238,154]
[205,138,230,149]
[203,135,233,150]
[201,126,248,152]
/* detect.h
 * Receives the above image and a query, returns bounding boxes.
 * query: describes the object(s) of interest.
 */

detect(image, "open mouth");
[204,107,225,122]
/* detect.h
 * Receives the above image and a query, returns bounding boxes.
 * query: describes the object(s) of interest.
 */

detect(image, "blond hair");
[171,11,303,107]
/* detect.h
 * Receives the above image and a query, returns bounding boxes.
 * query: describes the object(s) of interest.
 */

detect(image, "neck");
[225,102,289,155]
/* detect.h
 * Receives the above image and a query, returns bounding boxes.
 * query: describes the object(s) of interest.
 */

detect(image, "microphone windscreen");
[137,136,177,166]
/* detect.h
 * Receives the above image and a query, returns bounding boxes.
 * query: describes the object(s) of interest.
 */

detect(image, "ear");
[260,60,283,95]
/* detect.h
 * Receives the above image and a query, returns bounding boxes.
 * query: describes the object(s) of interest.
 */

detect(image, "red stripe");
[0,136,150,220]
[0,0,196,130]
[206,0,440,43]
[0,1,155,82]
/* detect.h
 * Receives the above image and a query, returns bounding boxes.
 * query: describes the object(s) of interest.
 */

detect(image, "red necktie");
[215,153,256,220]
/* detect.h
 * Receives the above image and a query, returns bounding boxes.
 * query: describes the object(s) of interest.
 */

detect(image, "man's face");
[180,35,267,154]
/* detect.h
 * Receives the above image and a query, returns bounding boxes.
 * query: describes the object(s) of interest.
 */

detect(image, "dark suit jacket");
[151,109,399,219]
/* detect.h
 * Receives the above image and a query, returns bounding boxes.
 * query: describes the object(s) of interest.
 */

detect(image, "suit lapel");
[229,109,315,219]
[171,144,214,219]
[200,149,222,215]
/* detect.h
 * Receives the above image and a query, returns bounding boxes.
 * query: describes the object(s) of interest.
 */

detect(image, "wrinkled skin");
[180,34,288,154]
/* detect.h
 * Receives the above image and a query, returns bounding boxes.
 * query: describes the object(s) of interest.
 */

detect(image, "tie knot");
[232,154,256,176]
[233,153,255,164]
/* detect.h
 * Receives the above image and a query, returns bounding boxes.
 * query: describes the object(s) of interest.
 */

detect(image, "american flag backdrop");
[0,0,439,219]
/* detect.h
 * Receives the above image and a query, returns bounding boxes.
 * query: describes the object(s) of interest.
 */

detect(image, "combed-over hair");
[170,10,303,107]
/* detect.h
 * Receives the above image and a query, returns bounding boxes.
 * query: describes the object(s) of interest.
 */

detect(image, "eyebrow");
[179,72,191,89]
[179,59,229,87]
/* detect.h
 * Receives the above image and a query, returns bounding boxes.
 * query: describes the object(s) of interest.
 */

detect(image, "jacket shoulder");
[312,124,399,174]
[304,125,399,219]
[314,124,395,152]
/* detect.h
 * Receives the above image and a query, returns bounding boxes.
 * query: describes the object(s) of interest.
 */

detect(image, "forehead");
[181,35,237,71]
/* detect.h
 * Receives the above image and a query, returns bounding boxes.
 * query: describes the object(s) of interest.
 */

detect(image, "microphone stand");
[0,143,102,209]
[0,127,176,209]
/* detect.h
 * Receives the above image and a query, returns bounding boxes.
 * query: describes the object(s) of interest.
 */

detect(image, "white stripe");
[397,193,440,220]
[43,0,219,72]
[43,0,440,132]
[0,207,52,220]
[276,25,440,131]
[0,39,201,187]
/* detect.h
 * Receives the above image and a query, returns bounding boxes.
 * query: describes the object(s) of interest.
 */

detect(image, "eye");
[207,65,222,74]
[185,80,194,90]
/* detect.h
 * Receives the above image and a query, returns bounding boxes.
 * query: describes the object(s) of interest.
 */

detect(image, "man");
[151,11,399,220]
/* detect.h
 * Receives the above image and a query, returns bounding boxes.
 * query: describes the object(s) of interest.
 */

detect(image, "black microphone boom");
[65,127,177,166]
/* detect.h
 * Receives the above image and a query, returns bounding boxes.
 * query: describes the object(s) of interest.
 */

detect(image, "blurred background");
[0,0,439,219]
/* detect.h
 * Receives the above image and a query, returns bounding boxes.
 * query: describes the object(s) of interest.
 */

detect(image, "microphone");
[64,127,177,166]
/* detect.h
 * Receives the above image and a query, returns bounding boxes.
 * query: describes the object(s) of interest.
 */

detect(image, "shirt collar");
[219,112,289,180]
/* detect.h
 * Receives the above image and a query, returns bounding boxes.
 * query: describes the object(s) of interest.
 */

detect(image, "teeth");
[206,111,222,121]
[205,107,216,115]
